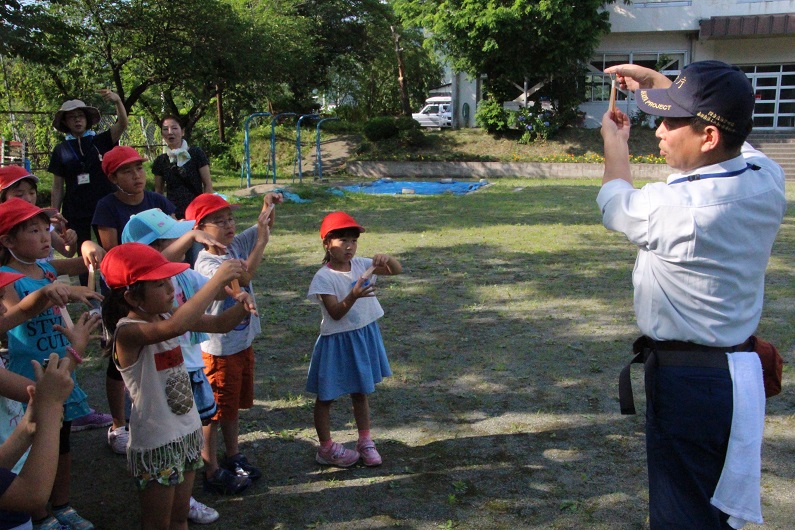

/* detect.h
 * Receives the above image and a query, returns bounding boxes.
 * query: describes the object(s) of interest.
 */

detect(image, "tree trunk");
[391,26,412,117]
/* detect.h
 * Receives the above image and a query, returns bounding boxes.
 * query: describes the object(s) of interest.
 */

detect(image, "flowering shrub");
[513,107,559,143]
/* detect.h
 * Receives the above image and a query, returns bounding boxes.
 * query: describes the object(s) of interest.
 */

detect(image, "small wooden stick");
[230,279,242,296]
[361,265,376,280]
[263,203,275,225]
[608,74,617,113]
[87,265,96,294]
[59,306,74,329]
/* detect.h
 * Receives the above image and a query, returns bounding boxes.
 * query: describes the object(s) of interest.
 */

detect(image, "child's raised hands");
[370,254,402,276]
[215,259,247,286]
[53,312,102,363]
[80,240,106,270]
[261,192,283,229]
[189,229,227,255]
[38,283,74,308]
[62,229,78,250]
[350,276,376,299]
[264,191,284,208]
[226,289,258,317]
[30,353,74,412]
[255,210,272,244]
[66,285,103,307]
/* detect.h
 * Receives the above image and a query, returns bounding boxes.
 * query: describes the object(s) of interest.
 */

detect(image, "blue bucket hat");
[122,208,194,245]
[636,60,754,135]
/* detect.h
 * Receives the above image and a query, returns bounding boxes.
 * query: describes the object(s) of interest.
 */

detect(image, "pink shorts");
[202,346,254,421]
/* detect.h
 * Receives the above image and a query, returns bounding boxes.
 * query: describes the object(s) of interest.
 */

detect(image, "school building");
[580,0,795,130]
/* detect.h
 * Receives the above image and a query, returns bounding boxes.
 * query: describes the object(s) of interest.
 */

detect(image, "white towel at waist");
[710,351,765,528]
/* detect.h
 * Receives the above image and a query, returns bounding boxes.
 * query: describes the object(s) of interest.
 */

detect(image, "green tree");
[3,0,277,135]
[326,25,443,119]
[393,0,624,121]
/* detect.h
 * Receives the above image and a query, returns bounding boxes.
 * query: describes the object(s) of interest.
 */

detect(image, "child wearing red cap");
[0,270,100,529]
[92,146,176,251]
[307,211,402,467]
[0,165,78,260]
[0,199,105,529]
[121,208,255,521]
[0,167,111,435]
[91,145,176,454]
[184,192,281,493]
[99,243,254,529]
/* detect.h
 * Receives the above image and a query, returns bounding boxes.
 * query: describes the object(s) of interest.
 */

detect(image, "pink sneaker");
[356,439,382,466]
[316,442,360,467]
[71,409,112,432]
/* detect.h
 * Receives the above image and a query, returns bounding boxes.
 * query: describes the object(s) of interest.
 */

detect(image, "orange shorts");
[202,346,254,421]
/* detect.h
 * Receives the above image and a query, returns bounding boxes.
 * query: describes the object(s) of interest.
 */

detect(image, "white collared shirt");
[597,143,786,345]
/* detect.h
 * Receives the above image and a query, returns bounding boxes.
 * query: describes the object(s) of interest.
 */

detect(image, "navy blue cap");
[636,60,754,135]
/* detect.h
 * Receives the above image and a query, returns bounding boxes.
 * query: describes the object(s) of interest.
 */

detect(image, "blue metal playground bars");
[295,114,320,182]
[241,112,341,187]
[243,112,271,188]
[315,117,340,181]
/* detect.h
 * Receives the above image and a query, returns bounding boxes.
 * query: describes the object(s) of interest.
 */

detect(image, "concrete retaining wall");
[346,161,670,180]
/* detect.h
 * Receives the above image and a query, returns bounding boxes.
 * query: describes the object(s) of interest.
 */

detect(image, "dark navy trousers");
[646,364,733,529]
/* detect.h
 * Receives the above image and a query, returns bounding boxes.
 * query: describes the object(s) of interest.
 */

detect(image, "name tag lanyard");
[66,137,102,170]
[668,163,759,185]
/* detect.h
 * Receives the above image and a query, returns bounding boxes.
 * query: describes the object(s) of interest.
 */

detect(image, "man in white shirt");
[598,61,785,528]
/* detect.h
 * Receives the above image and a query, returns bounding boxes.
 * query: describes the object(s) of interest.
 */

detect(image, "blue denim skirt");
[306,321,391,401]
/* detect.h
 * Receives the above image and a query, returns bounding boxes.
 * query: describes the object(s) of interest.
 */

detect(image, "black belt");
[618,336,753,415]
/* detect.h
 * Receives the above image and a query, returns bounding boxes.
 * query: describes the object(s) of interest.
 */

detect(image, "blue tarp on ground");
[343,179,488,195]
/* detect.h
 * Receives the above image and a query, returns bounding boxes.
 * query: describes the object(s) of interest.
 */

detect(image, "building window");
[585,52,687,103]
[740,64,795,129]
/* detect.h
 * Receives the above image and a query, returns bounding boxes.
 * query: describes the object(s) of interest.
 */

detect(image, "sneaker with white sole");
[107,425,129,454]
[315,442,360,467]
[31,515,66,530]
[188,496,220,524]
[356,439,383,467]
[52,505,94,530]
[203,467,251,495]
[225,453,262,481]
[71,409,113,432]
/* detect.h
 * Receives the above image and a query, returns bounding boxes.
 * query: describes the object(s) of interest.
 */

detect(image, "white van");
[412,96,452,128]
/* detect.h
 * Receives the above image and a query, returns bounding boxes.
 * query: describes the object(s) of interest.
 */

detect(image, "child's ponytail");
[101,283,145,357]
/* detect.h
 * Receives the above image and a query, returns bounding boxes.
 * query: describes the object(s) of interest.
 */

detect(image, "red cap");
[101,145,146,176]
[320,211,365,239]
[100,242,189,289]
[0,165,39,191]
[0,271,24,290]
[185,194,238,227]
[0,198,50,236]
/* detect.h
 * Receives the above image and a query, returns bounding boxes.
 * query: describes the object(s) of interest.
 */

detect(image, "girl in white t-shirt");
[306,212,402,468]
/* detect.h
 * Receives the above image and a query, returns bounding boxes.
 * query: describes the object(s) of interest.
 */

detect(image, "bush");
[395,116,422,131]
[363,117,399,142]
[399,128,426,148]
[515,107,560,143]
[475,99,510,133]
[332,104,367,123]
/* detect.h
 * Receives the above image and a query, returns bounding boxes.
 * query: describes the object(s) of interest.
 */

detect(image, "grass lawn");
[66,177,795,529]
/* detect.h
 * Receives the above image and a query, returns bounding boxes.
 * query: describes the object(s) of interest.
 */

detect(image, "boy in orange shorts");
[185,192,281,494]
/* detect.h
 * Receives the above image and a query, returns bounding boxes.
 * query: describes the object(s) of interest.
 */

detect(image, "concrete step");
[747,132,795,179]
